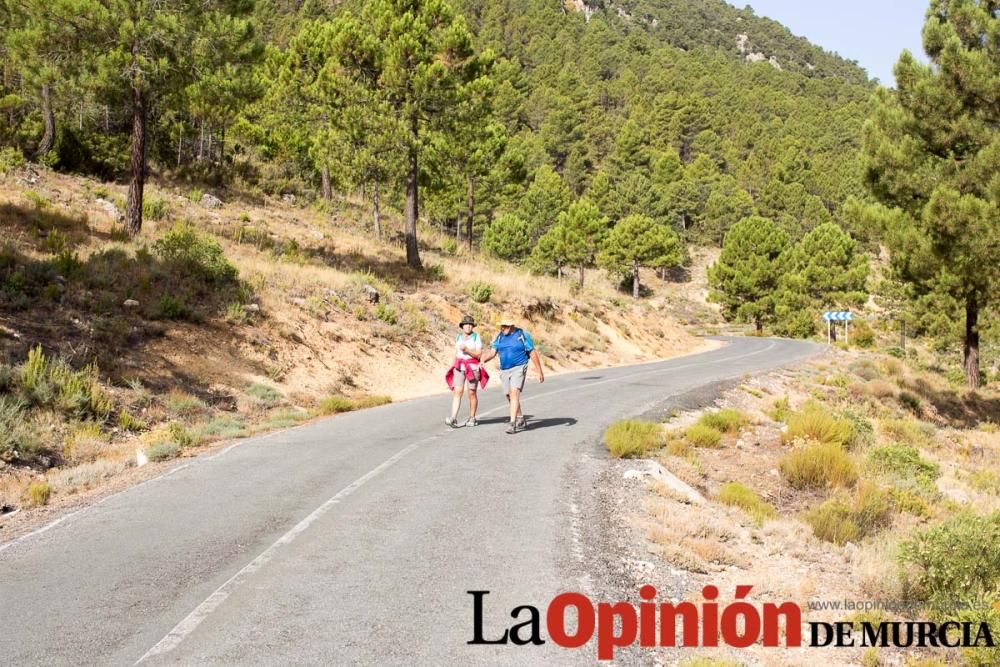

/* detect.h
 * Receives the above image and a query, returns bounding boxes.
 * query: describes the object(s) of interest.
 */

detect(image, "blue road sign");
[823,311,853,321]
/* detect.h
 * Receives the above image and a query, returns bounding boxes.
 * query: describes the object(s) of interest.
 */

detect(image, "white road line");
[135,435,432,663]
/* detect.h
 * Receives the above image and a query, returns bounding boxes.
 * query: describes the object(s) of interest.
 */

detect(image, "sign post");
[823,311,854,345]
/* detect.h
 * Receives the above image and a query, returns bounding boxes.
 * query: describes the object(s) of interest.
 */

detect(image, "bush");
[27,481,52,507]
[142,196,171,221]
[878,418,937,449]
[718,481,777,525]
[886,346,906,359]
[146,440,181,462]
[117,411,146,432]
[686,423,723,448]
[849,359,881,381]
[468,281,493,304]
[839,409,875,449]
[374,303,398,325]
[780,440,858,489]
[806,482,891,545]
[898,511,1000,611]
[16,347,113,421]
[194,416,248,440]
[154,293,188,320]
[246,383,284,408]
[697,408,745,434]
[768,395,791,422]
[152,222,238,285]
[851,321,875,348]
[867,444,940,491]
[603,419,663,458]
[165,390,206,417]
[0,146,25,174]
[782,405,854,448]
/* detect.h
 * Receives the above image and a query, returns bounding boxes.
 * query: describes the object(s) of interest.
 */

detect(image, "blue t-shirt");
[492,328,535,370]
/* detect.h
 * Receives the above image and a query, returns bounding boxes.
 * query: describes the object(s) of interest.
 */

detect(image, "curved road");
[0,336,819,665]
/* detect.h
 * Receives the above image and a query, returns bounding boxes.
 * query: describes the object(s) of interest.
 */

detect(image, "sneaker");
[464,418,479,427]
[516,416,527,429]
[506,421,520,435]
[445,417,458,428]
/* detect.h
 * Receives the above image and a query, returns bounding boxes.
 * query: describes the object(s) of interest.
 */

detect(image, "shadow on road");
[474,415,578,430]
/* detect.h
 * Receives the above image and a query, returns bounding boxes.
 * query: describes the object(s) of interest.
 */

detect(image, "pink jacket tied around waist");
[446,357,489,390]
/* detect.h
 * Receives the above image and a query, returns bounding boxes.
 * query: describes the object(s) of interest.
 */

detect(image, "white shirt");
[455,332,482,360]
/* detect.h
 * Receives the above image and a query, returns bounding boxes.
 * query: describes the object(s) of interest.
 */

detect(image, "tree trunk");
[125,85,147,237]
[404,142,421,268]
[964,292,981,389]
[466,175,475,252]
[632,258,640,298]
[578,263,585,287]
[556,263,563,281]
[198,119,205,161]
[36,84,55,158]
[177,131,183,168]
[321,165,332,200]
[755,316,763,334]
[373,176,382,241]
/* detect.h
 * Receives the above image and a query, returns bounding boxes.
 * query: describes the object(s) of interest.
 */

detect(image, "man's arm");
[529,349,544,383]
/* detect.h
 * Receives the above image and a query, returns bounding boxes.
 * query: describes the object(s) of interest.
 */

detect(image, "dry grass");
[604,419,663,458]
[780,439,858,489]
[315,394,392,416]
[686,423,723,448]
[696,408,746,434]
[806,482,892,545]
[782,405,854,448]
[718,481,777,525]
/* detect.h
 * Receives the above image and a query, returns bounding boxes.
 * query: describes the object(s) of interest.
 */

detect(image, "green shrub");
[768,395,791,422]
[442,238,458,255]
[878,418,937,449]
[848,359,881,381]
[697,408,745,434]
[867,444,940,491]
[886,346,906,359]
[468,281,493,304]
[888,486,930,517]
[27,481,52,507]
[167,422,197,448]
[142,196,171,221]
[117,410,146,432]
[718,481,777,525]
[374,303,397,325]
[806,482,891,545]
[0,396,30,459]
[851,321,875,348]
[839,409,875,449]
[0,146,25,174]
[263,409,310,430]
[165,390,206,417]
[780,440,858,489]
[146,440,181,462]
[246,383,284,408]
[225,302,248,324]
[898,511,1000,611]
[155,293,188,319]
[152,222,238,285]
[686,423,723,448]
[783,405,853,448]
[195,416,248,440]
[603,419,663,458]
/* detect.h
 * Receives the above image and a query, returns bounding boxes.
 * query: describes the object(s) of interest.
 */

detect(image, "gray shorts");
[451,367,480,390]
[500,363,529,395]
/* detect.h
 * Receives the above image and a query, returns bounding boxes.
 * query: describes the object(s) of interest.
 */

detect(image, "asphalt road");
[0,336,820,666]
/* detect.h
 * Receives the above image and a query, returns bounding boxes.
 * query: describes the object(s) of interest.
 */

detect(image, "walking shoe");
[506,421,520,435]
[445,417,459,428]
[516,416,527,430]
[464,418,479,427]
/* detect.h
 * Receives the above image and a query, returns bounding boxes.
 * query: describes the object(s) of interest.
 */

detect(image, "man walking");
[480,313,544,434]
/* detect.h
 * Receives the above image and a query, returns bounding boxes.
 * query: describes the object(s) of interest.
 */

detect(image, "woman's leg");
[468,388,478,419]
[450,385,463,421]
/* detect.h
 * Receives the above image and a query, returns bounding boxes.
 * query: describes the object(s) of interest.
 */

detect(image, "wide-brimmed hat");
[458,314,476,327]
[499,313,516,326]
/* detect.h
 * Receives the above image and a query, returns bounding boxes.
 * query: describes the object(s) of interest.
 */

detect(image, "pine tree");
[598,214,684,298]
[863,0,999,387]
[708,216,789,333]
[516,164,573,242]
[531,198,607,285]
[773,222,869,337]
[482,213,531,261]
[331,0,487,268]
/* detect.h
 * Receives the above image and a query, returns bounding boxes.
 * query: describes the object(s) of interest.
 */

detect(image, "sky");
[728,1,930,84]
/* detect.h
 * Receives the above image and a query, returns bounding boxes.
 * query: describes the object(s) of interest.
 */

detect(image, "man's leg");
[508,388,521,425]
